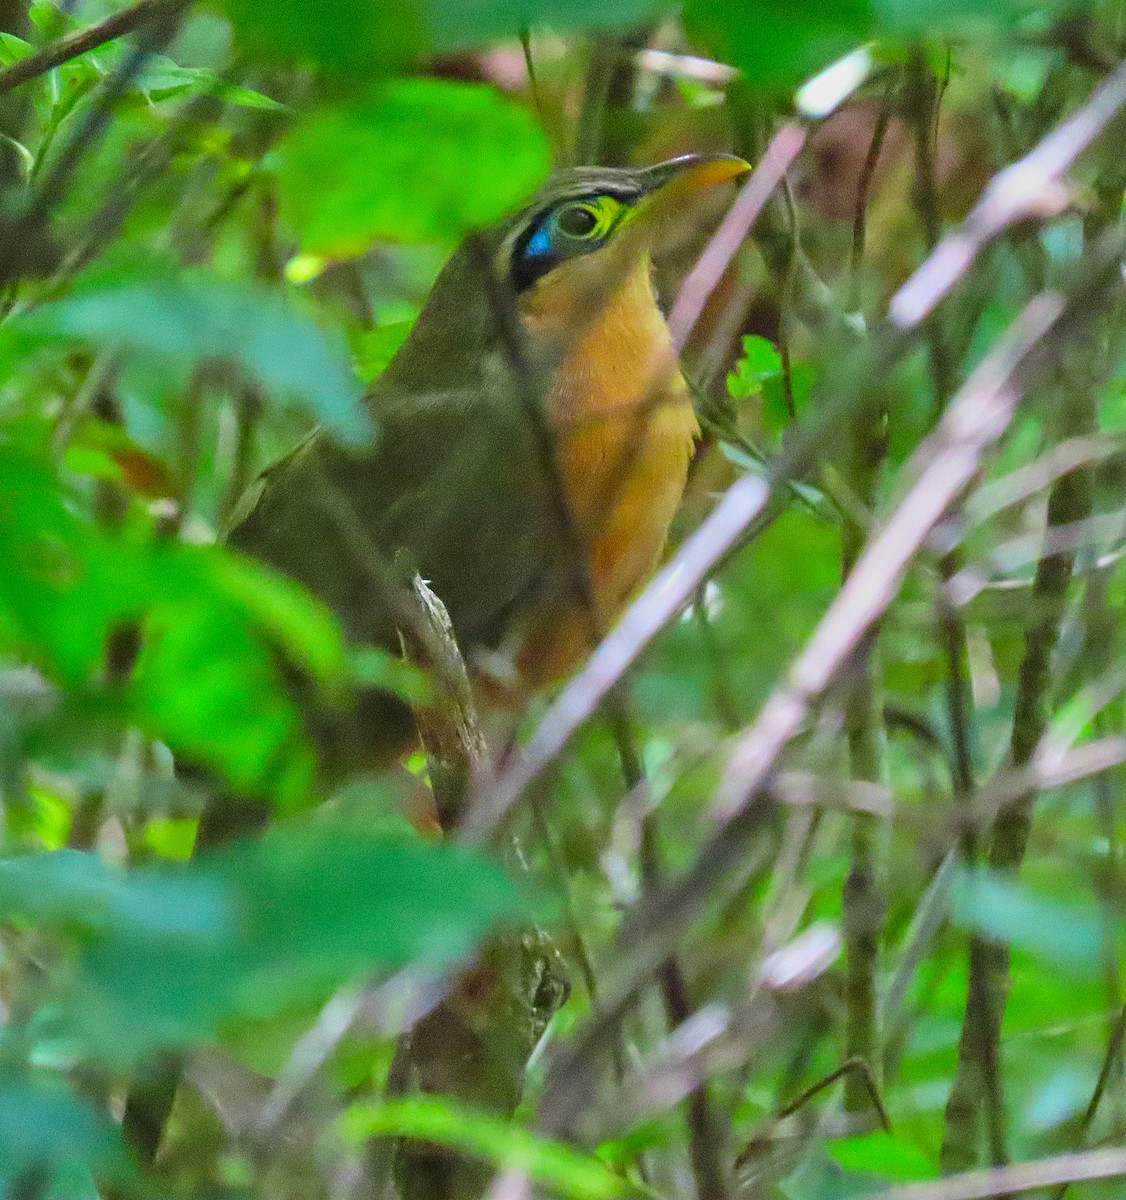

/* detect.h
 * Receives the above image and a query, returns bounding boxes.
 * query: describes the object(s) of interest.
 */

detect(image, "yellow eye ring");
[555,202,602,239]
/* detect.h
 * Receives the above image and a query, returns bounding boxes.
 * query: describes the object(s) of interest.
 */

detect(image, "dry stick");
[533,235,1124,1139]
[668,121,807,349]
[944,377,1099,1174]
[394,577,567,1200]
[853,1146,1126,1200]
[890,54,1126,330]
[0,0,170,98]
[461,55,1126,848]
[710,264,1111,826]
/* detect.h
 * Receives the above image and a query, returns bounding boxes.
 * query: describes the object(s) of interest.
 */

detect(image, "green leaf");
[2,824,523,1061]
[274,79,550,253]
[781,1145,886,1199]
[350,644,432,705]
[684,0,872,87]
[131,542,350,804]
[0,444,345,802]
[726,334,782,401]
[217,0,665,70]
[0,442,139,685]
[417,0,666,50]
[685,0,1063,87]
[952,868,1105,974]
[12,270,370,444]
[133,57,287,110]
[341,1098,632,1200]
[762,360,815,437]
[873,0,1061,36]
[0,1078,121,1180]
[352,320,416,383]
[830,1131,934,1182]
[219,0,427,74]
[132,555,323,805]
[202,552,348,700]
[0,31,32,66]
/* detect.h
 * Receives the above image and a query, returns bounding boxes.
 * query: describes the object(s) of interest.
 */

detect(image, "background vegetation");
[0,0,1125,1197]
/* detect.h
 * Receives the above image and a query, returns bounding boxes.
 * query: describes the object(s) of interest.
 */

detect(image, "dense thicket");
[0,2,1124,1199]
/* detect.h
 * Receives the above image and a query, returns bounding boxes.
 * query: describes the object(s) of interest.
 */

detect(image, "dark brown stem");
[777,1056,892,1130]
[850,94,894,302]
[943,377,1098,1173]
[640,818,733,1200]
[1050,1002,1126,1200]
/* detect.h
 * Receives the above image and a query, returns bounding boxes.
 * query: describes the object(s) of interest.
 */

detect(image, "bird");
[229,153,750,777]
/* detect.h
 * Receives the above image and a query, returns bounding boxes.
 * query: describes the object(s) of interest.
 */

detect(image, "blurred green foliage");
[0,0,1122,1198]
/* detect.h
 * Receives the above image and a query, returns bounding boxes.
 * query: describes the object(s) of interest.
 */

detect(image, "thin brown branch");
[1051,1002,1126,1200]
[890,55,1126,329]
[850,94,894,298]
[710,265,1105,825]
[668,120,807,348]
[854,1146,1126,1200]
[944,373,1099,1171]
[640,819,733,1200]
[776,1057,892,1130]
[0,0,171,98]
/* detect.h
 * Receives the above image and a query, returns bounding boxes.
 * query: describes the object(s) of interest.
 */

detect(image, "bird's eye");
[555,203,601,239]
[511,193,625,291]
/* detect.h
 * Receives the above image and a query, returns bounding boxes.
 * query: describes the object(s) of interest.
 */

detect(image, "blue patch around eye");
[525,224,553,257]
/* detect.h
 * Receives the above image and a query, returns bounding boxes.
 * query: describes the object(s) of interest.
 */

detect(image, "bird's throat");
[512,259,699,686]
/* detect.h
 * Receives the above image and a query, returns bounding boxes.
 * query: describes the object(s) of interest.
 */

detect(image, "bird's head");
[375,153,749,395]
[499,153,750,335]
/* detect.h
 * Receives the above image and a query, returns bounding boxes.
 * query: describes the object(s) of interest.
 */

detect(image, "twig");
[459,471,772,843]
[850,94,894,301]
[709,272,1104,823]
[890,55,1126,329]
[0,0,186,287]
[776,1057,891,1131]
[398,573,489,830]
[852,1146,1126,1200]
[0,0,170,98]
[944,374,1098,1170]
[668,121,807,348]
[1051,1002,1126,1200]
[838,229,890,1110]
[639,819,733,1200]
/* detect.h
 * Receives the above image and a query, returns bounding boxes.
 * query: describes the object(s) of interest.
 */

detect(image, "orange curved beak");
[624,152,750,256]
[637,153,752,202]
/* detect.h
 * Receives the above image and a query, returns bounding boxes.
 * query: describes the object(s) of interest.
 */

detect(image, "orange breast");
[513,259,699,686]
